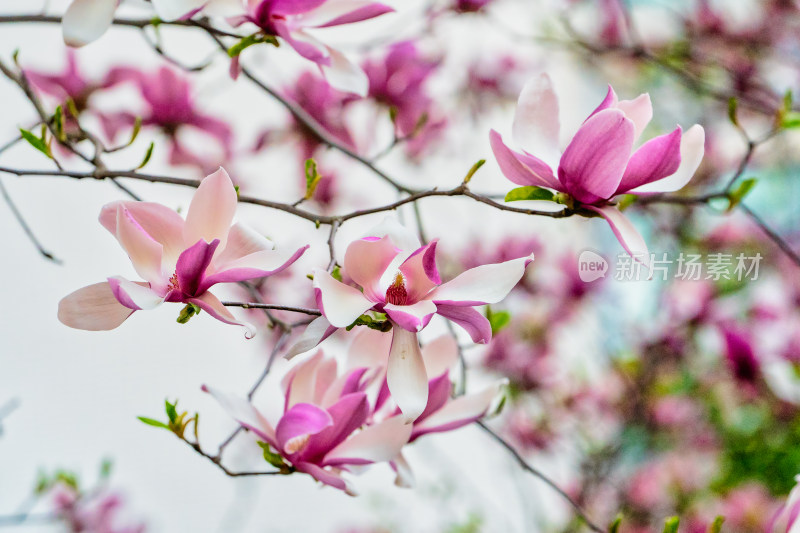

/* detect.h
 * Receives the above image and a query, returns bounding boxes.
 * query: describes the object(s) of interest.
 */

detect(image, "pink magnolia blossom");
[490,74,705,268]
[62,0,206,47]
[216,0,394,95]
[26,51,100,115]
[51,483,146,533]
[203,350,413,494]
[58,168,307,336]
[307,218,532,420]
[102,67,233,171]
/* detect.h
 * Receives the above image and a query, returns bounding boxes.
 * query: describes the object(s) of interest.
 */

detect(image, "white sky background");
[0,0,695,531]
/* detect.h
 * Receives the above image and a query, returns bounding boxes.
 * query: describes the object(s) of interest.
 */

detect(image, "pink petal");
[511,74,560,165]
[398,241,440,302]
[283,351,325,407]
[318,46,369,96]
[275,403,333,454]
[586,85,618,119]
[302,393,369,462]
[200,245,309,293]
[324,415,413,465]
[313,269,375,328]
[384,300,437,332]
[62,0,117,47]
[58,281,134,331]
[434,304,492,344]
[617,93,653,142]
[558,108,635,204]
[99,201,185,266]
[489,130,560,189]
[271,0,327,15]
[293,462,351,492]
[108,276,164,310]
[212,223,275,266]
[421,335,459,378]
[187,291,256,337]
[630,125,705,194]
[176,239,220,296]
[115,206,165,287]
[343,236,399,302]
[616,127,682,194]
[304,1,394,28]
[201,384,276,445]
[320,367,369,408]
[584,205,650,270]
[183,168,238,250]
[386,327,428,422]
[412,379,507,439]
[429,254,534,306]
[276,25,330,64]
[415,373,452,424]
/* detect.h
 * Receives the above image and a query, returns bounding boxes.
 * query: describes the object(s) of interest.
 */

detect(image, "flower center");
[385,272,408,305]
[168,272,180,293]
[284,434,310,455]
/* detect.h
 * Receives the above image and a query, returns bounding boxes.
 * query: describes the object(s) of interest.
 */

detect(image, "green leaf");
[165,399,178,424]
[617,194,637,210]
[304,158,322,200]
[53,106,66,142]
[137,142,154,169]
[227,34,279,57]
[727,177,757,211]
[346,313,392,332]
[331,264,343,282]
[462,159,485,184]
[784,89,793,113]
[128,116,142,146]
[728,97,739,126]
[177,303,201,324]
[486,307,511,335]
[19,127,51,159]
[708,516,724,533]
[257,441,290,471]
[782,111,800,129]
[662,516,679,533]
[504,186,555,203]
[138,416,169,429]
[609,514,623,533]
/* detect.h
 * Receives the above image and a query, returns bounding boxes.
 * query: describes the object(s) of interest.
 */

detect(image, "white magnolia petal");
[57,282,134,331]
[415,379,508,433]
[511,73,561,165]
[386,327,428,422]
[325,415,412,464]
[630,125,705,194]
[62,0,117,47]
[429,254,534,305]
[313,269,374,328]
[319,46,369,97]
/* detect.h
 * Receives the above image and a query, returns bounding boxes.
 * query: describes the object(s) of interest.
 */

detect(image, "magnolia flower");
[62,0,206,47]
[215,0,393,95]
[204,350,412,494]
[58,168,307,336]
[309,218,532,420]
[771,475,800,533]
[490,74,705,268]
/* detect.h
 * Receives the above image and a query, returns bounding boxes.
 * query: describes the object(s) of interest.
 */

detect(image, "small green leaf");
[784,90,793,113]
[137,142,154,169]
[53,106,66,142]
[728,97,739,126]
[782,111,800,129]
[617,194,637,210]
[462,159,485,184]
[234,185,240,199]
[138,416,169,429]
[486,307,511,335]
[708,516,724,533]
[331,264,343,282]
[128,116,142,146]
[19,127,51,159]
[227,34,279,57]
[165,400,178,424]
[304,158,322,200]
[257,441,288,469]
[65,97,80,119]
[12,48,20,66]
[176,303,201,324]
[609,514,623,533]
[346,313,392,332]
[504,186,555,203]
[727,177,757,211]
[662,516,679,533]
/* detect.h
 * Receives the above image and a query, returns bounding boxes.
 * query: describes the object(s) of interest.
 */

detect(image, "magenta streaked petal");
[176,239,220,296]
[421,335,459,378]
[276,25,330,64]
[398,241,440,302]
[630,125,705,194]
[616,127,682,194]
[58,281,134,331]
[187,291,256,337]
[489,130,560,190]
[434,304,492,344]
[415,373,452,424]
[384,300,436,332]
[200,244,308,293]
[183,167,238,249]
[100,201,185,265]
[307,1,394,28]
[429,254,534,307]
[271,0,327,15]
[108,276,164,311]
[586,85,617,119]
[275,403,333,455]
[320,367,370,408]
[62,0,117,47]
[115,206,165,287]
[283,351,325,408]
[313,269,375,328]
[511,74,560,164]
[293,462,350,492]
[302,393,369,462]
[285,317,337,360]
[201,384,276,445]
[558,108,635,203]
[387,327,428,422]
[324,415,413,466]
[584,205,650,270]
[343,235,399,302]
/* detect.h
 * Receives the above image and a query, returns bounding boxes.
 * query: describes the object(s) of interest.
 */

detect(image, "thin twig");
[0,178,61,263]
[739,203,800,267]
[221,302,321,315]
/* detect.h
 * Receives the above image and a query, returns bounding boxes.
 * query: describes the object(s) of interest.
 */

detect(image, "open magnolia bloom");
[347,329,508,487]
[490,74,705,269]
[62,0,207,47]
[203,350,413,494]
[58,168,307,336]
[308,218,532,420]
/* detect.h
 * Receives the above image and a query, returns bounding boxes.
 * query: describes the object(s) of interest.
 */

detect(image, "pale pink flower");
[58,168,307,336]
[491,74,705,268]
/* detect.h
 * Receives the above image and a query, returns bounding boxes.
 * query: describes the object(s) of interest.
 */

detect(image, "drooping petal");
[201,384,276,444]
[108,276,164,310]
[398,241,440,302]
[176,239,220,296]
[293,462,351,492]
[116,206,165,287]
[616,127,682,194]
[324,415,413,465]
[617,93,653,142]
[313,269,375,328]
[183,168,238,249]
[630,125,705,194]
[285,316,338,359]
[303,0,394,28]
[511,74,560,165]
[343,236,399,302]
[558,108,635,204]
[276,25,330,64]
[489,130,561,190]
[150,0,206,20]
[384,300,437,332]
[429,254,534,306]
[187,291,256,337]
[100,201,185,266]
[275,403,333,454]
[57,281,134,331]
[386,327,428,422]
[421,335,459,378]
[415,373,452,424]
[318,46,369,96]
[302,393,369,462]
[411,379,507,441]
[391,452,415,488]
[199,245,309,293]
[435,304,492,344]
[584,205,650,270]
[62,0,117,47]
